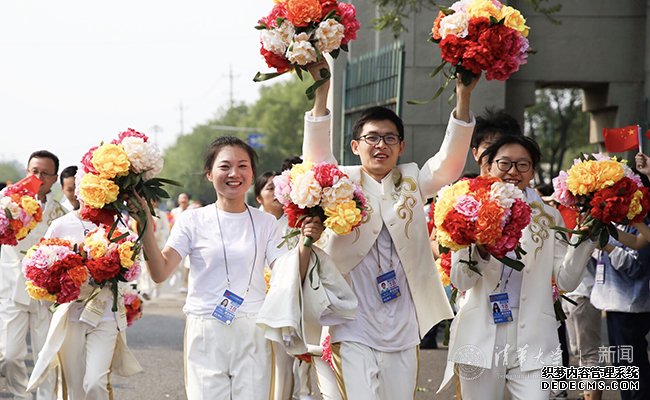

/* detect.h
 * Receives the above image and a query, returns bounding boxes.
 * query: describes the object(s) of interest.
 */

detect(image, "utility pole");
[225,65,239,109]
[178,101,186,135]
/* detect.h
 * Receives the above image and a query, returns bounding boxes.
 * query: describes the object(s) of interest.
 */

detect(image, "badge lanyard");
[212,205,258,325]
[375,236,401,303]
[489,264,515,324]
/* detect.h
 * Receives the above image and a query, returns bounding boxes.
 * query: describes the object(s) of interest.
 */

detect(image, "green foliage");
[372,0,561,37]
[525,88,590,183]
[161,77,312,206]
[0,161,24,185]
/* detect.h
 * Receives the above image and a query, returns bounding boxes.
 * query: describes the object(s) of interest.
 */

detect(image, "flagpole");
[638,125,643,154]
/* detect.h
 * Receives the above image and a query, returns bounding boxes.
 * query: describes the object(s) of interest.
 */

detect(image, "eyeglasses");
[357,134,401,146]
[494,159,532,173]
[26,169,57,179]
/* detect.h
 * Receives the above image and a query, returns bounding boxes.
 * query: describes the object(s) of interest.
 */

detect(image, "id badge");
[212,290,244,326]
[489,292,513,324]
[376,270,401,303]
[595,261,605,284]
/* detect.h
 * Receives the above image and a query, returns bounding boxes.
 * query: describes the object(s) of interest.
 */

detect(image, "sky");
[0,0,282,172]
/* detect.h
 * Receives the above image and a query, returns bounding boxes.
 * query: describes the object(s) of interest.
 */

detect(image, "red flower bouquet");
[423,0,530,101]
[23,238,88,304]
[254,0,360,99]
[0,176,43,245]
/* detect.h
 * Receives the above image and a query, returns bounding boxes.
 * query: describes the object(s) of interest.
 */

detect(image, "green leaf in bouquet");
[407,76,450,105]
[330,48,340,59]
[111,281,119,312]
[304,68,331,100]
[295,66,304,81]
[276,17,285,27]
[438,245,450,254]
[553,298,567,321]
[439,6,454,16]
[255,22,268,30]
[323,9,337,21]
[459,256,481,276]
[496,256,525,271]
[598,227,609,249]
[340,43,348,52]
[253,71,288,82]
[429,60,447,78]
[606,223,619,240]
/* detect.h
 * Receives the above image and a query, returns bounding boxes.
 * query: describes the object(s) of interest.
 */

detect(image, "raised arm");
[419,77,479,198]
[130,196,182,283]
[302,60,337,164]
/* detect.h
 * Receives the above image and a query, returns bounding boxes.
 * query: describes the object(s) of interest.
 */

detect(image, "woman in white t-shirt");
[133,136,323,399]
[27,210,142,399]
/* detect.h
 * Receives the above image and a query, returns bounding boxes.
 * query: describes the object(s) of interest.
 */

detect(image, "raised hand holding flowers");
[254,0,360,99]
[415,0,530,103]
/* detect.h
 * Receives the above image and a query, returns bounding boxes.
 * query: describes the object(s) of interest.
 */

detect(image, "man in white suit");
[0,150,68,400]
[302,62,477,399]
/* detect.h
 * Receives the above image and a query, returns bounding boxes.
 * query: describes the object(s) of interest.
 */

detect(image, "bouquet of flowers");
[123,285,144,327]
[434,176,532,271]
[0,176,43,245]
[254,0,360,99]
[552,153,650,246]
[23,238,88,304]
[273,162,367,247]
[77,128,178,238]
[423,0,530,101]
[83,226,141,311]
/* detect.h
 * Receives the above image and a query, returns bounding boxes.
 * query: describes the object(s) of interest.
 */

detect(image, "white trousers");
[271,341,294,400]
[1,299,54,400]
[58,319,118,400]
[458,310,550,400]
[185,314,271,400]
[312,357,341,400]
[332,341,418,400]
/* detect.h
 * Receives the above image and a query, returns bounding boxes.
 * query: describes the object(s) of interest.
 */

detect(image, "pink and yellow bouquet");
[552,153,650,246]
[273,162,367,247]
[77,128,177,237]
[434,176,532,271]
[427,0,529,99]
[0,176,43,246]
[23,238,88,304]
[123,285,144,327]
[254,0,360,99]
[83,226,141,311]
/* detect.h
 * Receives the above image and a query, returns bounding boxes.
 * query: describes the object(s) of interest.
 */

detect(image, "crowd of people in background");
[0,63,648,400]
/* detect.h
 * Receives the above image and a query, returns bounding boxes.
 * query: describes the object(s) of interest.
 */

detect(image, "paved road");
[0,291,625,399]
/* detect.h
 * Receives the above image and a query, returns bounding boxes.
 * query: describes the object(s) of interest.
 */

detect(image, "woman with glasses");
[444,135,596,399]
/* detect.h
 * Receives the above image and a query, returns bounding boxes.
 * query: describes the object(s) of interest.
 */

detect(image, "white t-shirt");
[44,212,114,322]
[166,204,286,316]
[330,225,420,352]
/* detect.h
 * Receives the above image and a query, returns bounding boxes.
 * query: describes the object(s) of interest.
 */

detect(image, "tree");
[161,76,312,206]
[525,88,590,183]
[0,161,24,185]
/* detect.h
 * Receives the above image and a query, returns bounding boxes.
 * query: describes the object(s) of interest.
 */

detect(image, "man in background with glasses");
[0,150,67,399]
[301,61,479,399]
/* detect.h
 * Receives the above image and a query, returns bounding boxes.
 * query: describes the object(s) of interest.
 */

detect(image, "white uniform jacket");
[302,111,474,335]
[447,199,596,372]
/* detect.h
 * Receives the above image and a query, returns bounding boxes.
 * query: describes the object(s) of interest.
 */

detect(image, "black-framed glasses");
[357,134,401,146]
[494,159,532,173]
[26,169,57,179]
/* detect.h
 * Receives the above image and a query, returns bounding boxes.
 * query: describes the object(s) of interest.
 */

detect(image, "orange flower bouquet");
[254,0,360,99]
[434,176,532,272]
[0,176,43,245]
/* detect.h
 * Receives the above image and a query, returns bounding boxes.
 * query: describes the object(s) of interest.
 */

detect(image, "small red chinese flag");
[602,125,639,152]
[645,129,650,139]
